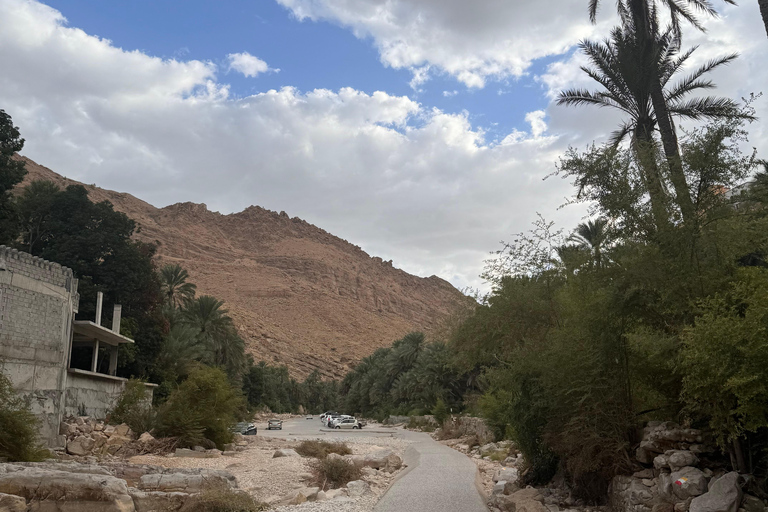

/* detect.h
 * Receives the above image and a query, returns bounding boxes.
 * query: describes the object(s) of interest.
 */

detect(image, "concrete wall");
[0,246,79,447]
[64,370,156,420]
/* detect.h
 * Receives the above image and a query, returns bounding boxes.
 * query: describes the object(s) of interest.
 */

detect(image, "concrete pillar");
[108,346,118,376]
[91,340,100,373]
[95,291,103,326]
[112,304,122,334]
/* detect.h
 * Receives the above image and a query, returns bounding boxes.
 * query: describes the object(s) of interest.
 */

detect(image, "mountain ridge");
[17,156,468,378]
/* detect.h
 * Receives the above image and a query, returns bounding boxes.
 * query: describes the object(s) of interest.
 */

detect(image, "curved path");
[374,432,488,512]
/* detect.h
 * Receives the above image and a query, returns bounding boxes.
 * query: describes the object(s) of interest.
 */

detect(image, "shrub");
[432,399,449,426]
[108,379,156,434]
[156,367,246,449]
[295,440,352,459]
[311,457,362,490]
[182,488,269,512]
[0,371,50,462]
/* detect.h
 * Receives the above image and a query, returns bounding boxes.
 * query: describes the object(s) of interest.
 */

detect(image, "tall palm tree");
[588,0,736,224]
[568,218,610,268]
[182,295,244,375]
[559,12,743,228]
[159,264,196,307]
[760,0,768,38]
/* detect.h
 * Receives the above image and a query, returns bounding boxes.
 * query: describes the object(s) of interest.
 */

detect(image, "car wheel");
[335,426,340,429]
[353,425,359,429]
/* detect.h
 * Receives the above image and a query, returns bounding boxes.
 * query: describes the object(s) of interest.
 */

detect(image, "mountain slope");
[19,156,468,378]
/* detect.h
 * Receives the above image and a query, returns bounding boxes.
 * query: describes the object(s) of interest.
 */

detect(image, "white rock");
[346,480,370,497]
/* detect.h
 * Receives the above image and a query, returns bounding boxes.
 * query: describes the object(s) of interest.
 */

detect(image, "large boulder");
[493,467,519,484]
[659,467,708,503]
[655,451,699,472]
[0,467,134,512]
[491,488,549,512]
[138,470,235,494]
[611,475,661,512]
[66,436,95,456]
[0,493,26,512]
[128,489,188,512]
[637,423,705,464]
[272,448,300,458]
[362,450,402,472]
[690,472,742,512]
[346,480,370,497]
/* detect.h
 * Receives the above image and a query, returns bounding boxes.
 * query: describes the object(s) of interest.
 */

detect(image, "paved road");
[373,432,488,512]
[258,417,487,512]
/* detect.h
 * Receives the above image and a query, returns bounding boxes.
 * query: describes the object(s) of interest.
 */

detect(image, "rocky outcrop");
[60,416,135,458]
[0,462,239,512]
[610,423,763,512]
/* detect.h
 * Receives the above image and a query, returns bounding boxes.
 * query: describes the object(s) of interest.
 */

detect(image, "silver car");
[334,418,362,429]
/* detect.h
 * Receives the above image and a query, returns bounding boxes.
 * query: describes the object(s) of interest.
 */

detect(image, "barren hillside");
[19,156,468,378]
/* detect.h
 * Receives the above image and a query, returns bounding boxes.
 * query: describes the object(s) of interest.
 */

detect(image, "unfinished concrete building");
[0,245,155,447]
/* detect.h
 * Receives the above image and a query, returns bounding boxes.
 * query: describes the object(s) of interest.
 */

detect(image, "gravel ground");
[130,434,411,510]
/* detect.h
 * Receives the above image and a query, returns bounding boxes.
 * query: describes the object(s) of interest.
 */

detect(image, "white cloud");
[0,0,765,293]
[226,52,274,77]
[276,0,611,88]
[443,90,458,97]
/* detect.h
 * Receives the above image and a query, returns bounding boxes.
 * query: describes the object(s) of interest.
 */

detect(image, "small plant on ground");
[181,487,269,512]
[0,371,50,462]
[432,399,449,426]
[311,457,362,490]
[296,439,352,459]
[108,378,156,434]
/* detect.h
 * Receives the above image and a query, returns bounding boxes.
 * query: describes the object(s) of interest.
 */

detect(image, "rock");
[659,467,708,503]
[654,504,675,512]
[362,449,402,471]
[94,422,104,432]
[316,490,327,501]
[492,488,548,512]
[174,448,219,459]
[325,489,346,500]
[192,446,205,452]
[690,472,742,512]
[272,448,300,458]
[280,491,307,506]
[129,489,188,512]
[741,495,765,512]
[346,480,370,497]
[0,467,134,512]
[494,467,519,484]
[611,475,661,512]
[104,425,117,435]
[138,433,155,444]
[138,470,236,493]
[222,451,237,457]
[107,435,133,447]
[493,480,520,496]
[114,424,132,438]
[0,493,26,512]
[635,469,656,479]
[655,451,699,471]
[361,467,378,476]
[298,487,320,501]
[676,498,694,512]
[67,435,95,456]
[222,444,235,452]
[59,422,77,437]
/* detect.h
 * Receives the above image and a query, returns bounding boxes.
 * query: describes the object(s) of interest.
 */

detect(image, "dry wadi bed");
[130,434,412,511]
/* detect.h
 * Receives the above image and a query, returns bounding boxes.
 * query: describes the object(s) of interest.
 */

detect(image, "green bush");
[432,398,449,426]
[181,488,269,512]
[108,379,156,434]
[156,366,246,449]
[295,440,352,459]
[311,457,362,490]
[0,371,50,462]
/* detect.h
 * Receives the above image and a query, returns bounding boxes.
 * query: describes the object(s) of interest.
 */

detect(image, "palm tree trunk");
[760,0,768,38]
[650,80,695,224]
[634,125,670,232]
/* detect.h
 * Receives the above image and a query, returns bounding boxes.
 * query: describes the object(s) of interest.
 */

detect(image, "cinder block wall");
[0,246,79,446]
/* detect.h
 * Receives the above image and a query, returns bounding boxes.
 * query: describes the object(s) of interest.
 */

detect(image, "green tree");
[586,0,736,224]
[558,14,743,228]
[568,218,610,268]
[0,109,27,245]
[15,180,60,253]
[159,263,197,307]
[182,295,245,376]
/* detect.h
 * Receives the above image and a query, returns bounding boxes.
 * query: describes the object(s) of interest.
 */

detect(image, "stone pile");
[610,422,765,512]
[0,461,241,511]
[59,416,137,457]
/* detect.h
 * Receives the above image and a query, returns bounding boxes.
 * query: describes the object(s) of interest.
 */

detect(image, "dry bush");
[180,488,268,512]
[296,440,352,459]
[311,457,362,490]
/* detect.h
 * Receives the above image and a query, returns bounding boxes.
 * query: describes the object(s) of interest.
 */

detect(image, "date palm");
[760,0,768,37]
[568,218,610,268]
[159,263,196,307]
[588,0,735,225]
[559,13,742,228]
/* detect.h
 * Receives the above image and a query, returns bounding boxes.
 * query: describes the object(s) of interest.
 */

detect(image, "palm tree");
[182,295,244,375]
[568,218,610,268]
[559,12,744,228]
[587,0,736,224]
[760,0,768,38]
[157,324,205,382]
[159,264,196,307]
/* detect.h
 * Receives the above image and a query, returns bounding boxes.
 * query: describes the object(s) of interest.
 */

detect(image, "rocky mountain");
[18,156,469,378]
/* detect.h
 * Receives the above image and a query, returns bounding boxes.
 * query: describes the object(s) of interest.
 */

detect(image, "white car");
[329,415,353,428]
[334,418,363,429]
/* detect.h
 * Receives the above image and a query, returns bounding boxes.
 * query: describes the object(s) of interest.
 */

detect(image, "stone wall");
[0,246,79,447]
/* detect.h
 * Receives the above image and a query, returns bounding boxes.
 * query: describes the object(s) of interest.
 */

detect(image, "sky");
[1,0,766,292]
